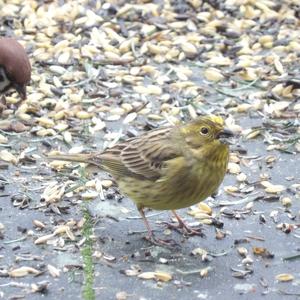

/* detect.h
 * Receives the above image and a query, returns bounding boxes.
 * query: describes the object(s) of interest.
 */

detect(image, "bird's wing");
[99,126,182,180]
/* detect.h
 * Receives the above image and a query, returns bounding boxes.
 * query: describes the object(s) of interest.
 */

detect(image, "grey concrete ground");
[0,117,299,300]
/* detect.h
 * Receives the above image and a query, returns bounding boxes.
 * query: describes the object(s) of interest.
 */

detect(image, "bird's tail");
[47,153,102,167]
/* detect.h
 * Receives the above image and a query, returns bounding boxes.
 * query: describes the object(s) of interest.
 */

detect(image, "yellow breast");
[118,144,229,211]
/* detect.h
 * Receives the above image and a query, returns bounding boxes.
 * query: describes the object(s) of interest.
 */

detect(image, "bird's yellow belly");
[118,161,226,211]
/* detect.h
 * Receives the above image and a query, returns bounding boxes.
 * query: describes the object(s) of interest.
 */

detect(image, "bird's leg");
[164,210,205,237]
[138,207,154,240]
[138,208,179,247]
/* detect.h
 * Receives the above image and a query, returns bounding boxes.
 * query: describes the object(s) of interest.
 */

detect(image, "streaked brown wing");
[99,126,181,180]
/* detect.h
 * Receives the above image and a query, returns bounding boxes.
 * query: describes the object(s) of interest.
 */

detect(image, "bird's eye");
[200,127,209,135]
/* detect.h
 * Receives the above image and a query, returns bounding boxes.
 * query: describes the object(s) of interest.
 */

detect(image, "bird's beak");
[14,84,27,100]
[218,128,234,139]
[217,128,234,144]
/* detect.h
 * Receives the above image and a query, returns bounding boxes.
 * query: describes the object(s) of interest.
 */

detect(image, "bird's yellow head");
[179,115,233,148]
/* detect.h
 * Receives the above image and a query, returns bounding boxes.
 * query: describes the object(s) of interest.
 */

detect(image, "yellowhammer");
[48,115,233,245]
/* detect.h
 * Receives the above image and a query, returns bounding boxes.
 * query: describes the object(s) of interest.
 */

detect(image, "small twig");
[283,254,300,261]
[208,248,232,257]
[26,186,45,192]
[214,87,242,98]
[176,268,204,275]
[245,235,265,241]
[177,266,214,275]
[0,282,28,288]
[63,77,95,88]
[20,165,38,170]
[65,182,86,194]
[3,236,27,244]
[231,78,261,90]
[278,290,300,296]
[0,129,20,136]
[130,39,138,58]
[30,136,59,143]
[98,180,105,200]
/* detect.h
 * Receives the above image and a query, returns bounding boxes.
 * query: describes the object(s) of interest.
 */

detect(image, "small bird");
[0,37,31,101]
[48,115,233,245]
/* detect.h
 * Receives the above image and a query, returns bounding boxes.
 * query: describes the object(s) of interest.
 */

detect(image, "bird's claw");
[144,235,180,248]
[183,226,205,237]
[162,221,206,237]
